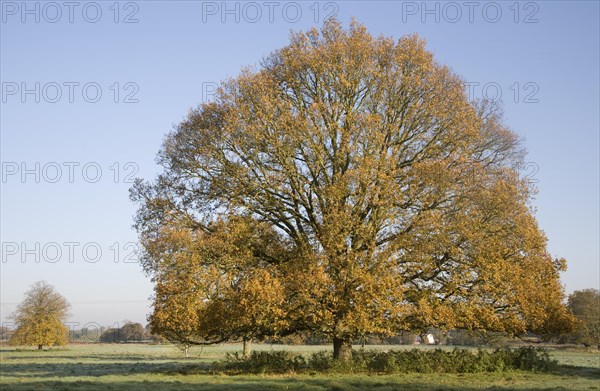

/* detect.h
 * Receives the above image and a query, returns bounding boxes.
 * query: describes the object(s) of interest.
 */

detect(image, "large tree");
[9,281,70,350]
[132,19,574,360]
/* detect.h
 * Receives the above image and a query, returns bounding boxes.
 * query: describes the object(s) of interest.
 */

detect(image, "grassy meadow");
[0,343,598,390]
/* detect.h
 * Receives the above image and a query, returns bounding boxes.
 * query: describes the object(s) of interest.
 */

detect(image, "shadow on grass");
[2,359,598,380]
[0,378,591,391]
[551,364,600,380]
[0,361,210,378]
[2,354,175,361]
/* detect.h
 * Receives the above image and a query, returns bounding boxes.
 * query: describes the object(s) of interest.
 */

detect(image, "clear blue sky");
[1,1,598,328]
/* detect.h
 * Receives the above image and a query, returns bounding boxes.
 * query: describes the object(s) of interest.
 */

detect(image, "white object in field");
[425,333,436,344]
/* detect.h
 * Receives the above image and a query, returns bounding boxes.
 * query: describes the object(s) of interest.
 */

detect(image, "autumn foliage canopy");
[131,20,574,359]
[9,281,70,350]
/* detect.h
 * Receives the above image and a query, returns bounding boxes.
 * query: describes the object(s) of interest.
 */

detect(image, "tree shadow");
[2,358,598,380]
[1,354,174,361]
[0,361,210,378]
[550,364,600,380]
[0,378,592,391]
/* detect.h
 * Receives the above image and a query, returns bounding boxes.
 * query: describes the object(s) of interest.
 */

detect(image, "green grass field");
[1,343,598,390]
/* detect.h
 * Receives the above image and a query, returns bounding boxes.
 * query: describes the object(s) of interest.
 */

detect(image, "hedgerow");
[217,347,557,374]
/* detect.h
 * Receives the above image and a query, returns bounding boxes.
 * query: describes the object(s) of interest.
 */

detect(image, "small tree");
[9,281,70,350]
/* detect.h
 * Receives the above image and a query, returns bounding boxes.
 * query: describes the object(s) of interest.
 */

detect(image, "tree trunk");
[37,344,43,350]
[437,331,446,345]
[333,337,352,361]
[242,337,252,358]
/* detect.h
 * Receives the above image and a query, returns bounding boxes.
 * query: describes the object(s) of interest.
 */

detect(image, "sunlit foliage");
[9,281,70,350]
[132,19,574,360]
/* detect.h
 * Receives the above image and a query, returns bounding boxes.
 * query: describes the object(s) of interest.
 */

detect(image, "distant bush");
[99,328,121,343]
[218,347,556,374]
[98,322,145,343]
